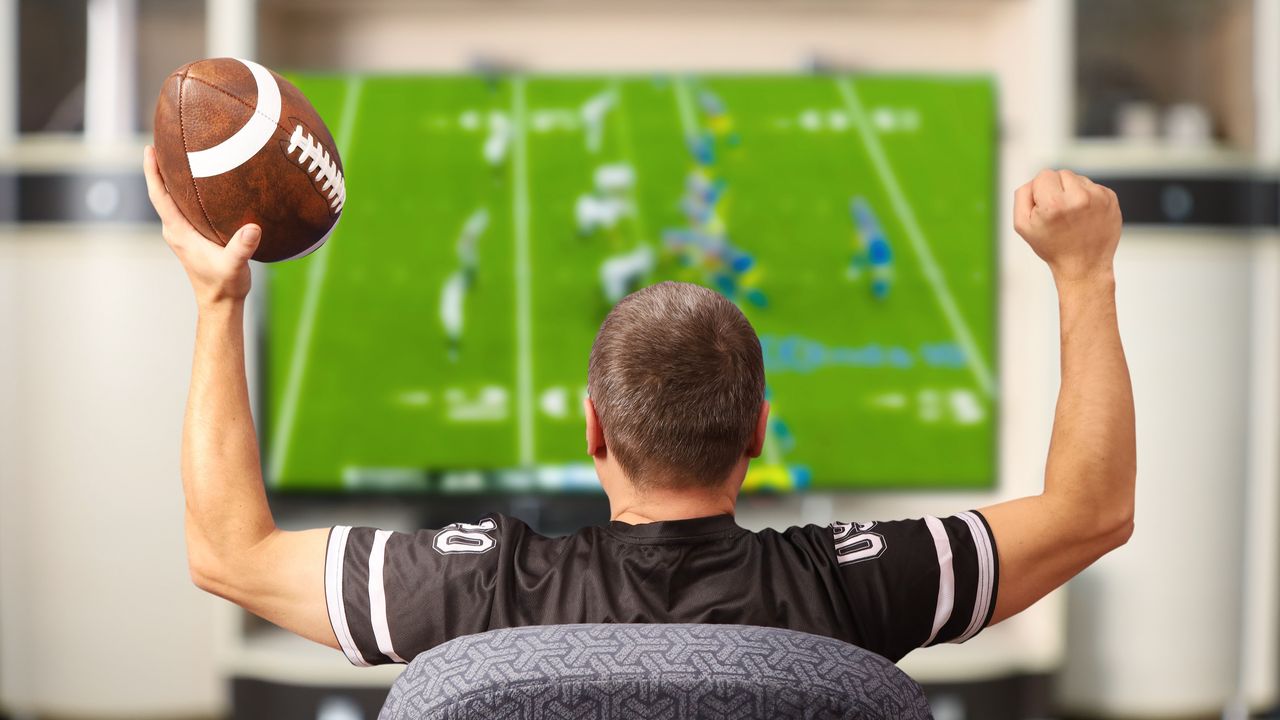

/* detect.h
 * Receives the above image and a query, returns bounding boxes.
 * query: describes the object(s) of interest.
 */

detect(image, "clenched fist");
[1014,169,1122,283]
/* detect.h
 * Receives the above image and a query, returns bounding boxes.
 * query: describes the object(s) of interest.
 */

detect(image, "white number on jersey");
[433,518,498,555]
[830,520,887,565]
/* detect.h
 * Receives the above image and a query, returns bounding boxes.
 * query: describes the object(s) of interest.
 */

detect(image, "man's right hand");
[144,145,261,309]
[1013,169,1122,282]
[978,169,1134,627]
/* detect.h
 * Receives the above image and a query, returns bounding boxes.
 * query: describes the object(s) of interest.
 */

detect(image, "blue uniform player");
[698,89,740,148]
[662,169,768,309]
[847,196,893,300]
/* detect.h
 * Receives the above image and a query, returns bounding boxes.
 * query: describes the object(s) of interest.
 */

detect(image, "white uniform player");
[440,270,467,361]
[600,244,655,303]
[484,112,512,170]
[594,163,635,196]
[576,194,631,236]
[456,207,489,287]
[580,89,616,154]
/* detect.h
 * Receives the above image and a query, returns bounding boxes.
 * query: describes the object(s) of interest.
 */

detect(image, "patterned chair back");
[379,624,932,719]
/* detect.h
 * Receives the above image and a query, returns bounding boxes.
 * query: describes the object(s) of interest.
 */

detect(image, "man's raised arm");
[144,147,337,648]
[981,169,1136,625]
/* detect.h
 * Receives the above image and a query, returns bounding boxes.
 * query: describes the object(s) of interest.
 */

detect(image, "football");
[153,57,345,263]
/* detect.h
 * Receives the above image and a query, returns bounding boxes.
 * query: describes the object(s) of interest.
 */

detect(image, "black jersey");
[324,511,998,667]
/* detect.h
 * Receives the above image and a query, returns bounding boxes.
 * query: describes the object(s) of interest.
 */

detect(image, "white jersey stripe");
[962,509,988,638]
[922,515,955,646]
[953,511,994,642]
[975,511,996,637]
[368,530,407,664]
[325,525,370,666]
[186,58,282,178]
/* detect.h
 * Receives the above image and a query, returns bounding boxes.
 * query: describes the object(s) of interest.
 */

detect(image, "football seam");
[184,73,338,170]
[184,72,343,225]
[177,70,227,245]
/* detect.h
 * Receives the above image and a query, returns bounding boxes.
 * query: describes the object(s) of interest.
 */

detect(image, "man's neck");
[608,487,738,525]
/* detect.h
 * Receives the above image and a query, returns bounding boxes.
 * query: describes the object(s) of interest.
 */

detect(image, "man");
[483,112,511,172]
[599,243,655,304]
[144,148,1133,667]
[438,270,466,363]
[574,191,630,238]
[580,87,616,155]
[847,196,894,301]
[437,208,488,361]
[455,207,488,288]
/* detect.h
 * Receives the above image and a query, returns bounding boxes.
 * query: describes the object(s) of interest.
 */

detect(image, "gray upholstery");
[379,624,932,720]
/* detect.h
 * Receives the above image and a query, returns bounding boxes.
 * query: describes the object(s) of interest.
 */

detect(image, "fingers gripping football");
[1014,169,1122,282]
[145,145,259,306]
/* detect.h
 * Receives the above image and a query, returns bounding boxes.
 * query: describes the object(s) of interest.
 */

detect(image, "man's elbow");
[1098,502,1135,552]
[1112,511,1135,548]
[188,556,220,595]
[1075,468,1136,553]
[187,546,234,599]
[189,568,214,595]
[187,532,279,602]
[1106,466,1137,549]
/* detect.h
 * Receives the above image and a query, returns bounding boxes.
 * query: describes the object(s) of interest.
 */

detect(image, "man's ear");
[584,397,607,458]
[747,400,770,458]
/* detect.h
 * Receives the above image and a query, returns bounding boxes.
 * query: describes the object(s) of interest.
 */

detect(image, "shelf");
[223,625,403,689]
[1060,139,1257,175]
[1,135,150,172]
[1073,0,1255,157]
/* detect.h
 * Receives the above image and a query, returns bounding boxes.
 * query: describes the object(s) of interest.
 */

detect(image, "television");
[263,73,997,495]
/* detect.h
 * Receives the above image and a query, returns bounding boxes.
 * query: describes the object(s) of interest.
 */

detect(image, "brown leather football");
[153,57,345,263]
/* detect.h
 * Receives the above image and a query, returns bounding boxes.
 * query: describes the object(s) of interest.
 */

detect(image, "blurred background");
[1,0,1278,718]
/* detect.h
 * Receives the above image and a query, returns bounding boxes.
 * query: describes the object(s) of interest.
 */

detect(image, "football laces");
[285,124,346,214]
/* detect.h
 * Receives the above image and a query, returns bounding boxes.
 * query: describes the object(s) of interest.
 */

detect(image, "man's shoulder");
[753,522,847,556]
[751,521,841,541]
[450,514,868,556]
[460,513,602,547]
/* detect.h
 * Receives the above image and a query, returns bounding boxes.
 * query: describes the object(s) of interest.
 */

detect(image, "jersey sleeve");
[324,515,517,666]
[830,510,999,662]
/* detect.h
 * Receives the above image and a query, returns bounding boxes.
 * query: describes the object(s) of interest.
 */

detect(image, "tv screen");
[264,73,997,494]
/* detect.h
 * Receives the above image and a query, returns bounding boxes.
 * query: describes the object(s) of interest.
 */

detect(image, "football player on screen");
[847,196,895,301]
[145,150,1133,668]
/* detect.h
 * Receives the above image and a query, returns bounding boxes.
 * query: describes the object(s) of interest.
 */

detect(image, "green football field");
[264,73,997,493]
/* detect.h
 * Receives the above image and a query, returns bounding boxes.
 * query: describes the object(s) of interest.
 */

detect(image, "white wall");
[1055,230,1258,715]
[0,227,224,717]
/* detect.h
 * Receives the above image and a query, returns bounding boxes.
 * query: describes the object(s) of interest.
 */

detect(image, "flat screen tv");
[263,73,997,494]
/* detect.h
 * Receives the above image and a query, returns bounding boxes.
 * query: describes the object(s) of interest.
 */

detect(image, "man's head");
[586,282,768,498]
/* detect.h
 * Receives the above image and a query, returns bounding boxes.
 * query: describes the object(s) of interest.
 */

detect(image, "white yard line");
[673,76,698,140]
[834,76,996,398]
[269,76,364,479]
[612,79,651,247]
[512,77,535,466]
